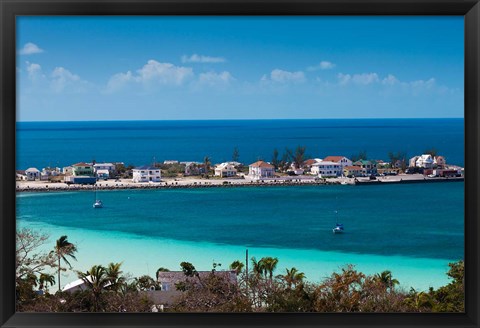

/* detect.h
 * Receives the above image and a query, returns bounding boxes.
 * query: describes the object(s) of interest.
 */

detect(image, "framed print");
[1,0,479,327]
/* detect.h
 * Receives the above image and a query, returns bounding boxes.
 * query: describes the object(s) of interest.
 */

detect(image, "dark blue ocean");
[16,119,464,169]
[16,119,465,290]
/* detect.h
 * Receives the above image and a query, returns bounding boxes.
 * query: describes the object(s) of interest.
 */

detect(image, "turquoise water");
[17,182,464,290]
[16,118,465,291]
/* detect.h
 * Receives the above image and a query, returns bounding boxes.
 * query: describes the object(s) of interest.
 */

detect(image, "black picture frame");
[1,0,479,327]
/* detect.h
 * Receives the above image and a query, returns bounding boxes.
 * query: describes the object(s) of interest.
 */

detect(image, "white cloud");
[337,73,379,85]
[106,60,194,92]
[19,42,44,55]
[50,67,83,93]
[137,60,193,85]
[106,71,135,92]
[25,61,44,81]
[335,71,447,96]
[382,74,399,85]
[307,61,336,71]
[22,62,89,93]
[198,71,235,86]
[262,69,306,84]
[409,78,436,89]
[181,54,226,64]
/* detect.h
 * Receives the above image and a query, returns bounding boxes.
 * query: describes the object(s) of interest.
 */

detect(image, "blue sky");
[16,16,464,121]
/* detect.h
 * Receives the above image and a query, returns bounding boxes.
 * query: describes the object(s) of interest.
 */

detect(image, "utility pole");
[245,249,249,292]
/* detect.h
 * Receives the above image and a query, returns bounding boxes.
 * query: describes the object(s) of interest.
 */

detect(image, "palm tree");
[203,156,211,177]
[77,265,108,312]
[135,275,157,291]
[51,235,77,292]
[229,260,244,275]
[251,257,264,277]
[374,270,399,291]
[259,257,278,281]
[280,267,305,289]
[156,267,170,280]
[105,262,124,292]
[405,288,434,311]
[38,273,55,293]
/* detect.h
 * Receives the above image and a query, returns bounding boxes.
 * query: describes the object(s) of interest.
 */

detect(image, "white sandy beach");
[16,173,460,192]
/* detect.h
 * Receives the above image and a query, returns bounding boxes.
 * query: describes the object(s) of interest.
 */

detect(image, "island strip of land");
[16,173,463,192]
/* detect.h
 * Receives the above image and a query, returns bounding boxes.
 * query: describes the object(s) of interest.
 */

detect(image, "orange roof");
[72,162,91,167]
[344,166,362,170]
[303,159,317,166]
[249,160,274,168]
[323,156,346,162]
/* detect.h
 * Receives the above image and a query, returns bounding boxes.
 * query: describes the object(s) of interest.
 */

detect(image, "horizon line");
[16,117,465,123]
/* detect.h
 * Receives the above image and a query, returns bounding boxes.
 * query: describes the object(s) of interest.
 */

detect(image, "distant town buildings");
[311,161,342,177]
[248,160,275,179]
[16,150,463,186]
[214,162,237,177]
[72,163,94,176]
[132,166,161,183]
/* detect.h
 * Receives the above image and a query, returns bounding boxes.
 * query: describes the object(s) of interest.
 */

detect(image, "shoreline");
[19,219,457,291]
[16,174,464,192]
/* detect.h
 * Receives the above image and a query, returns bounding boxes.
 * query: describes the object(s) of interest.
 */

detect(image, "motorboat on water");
[332,223,344,234]
[93,199,103,208]
[332,209,344,233]
[93,186,103,208]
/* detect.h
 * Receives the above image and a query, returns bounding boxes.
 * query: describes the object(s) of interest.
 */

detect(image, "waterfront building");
[164,160,179,165]
[42,167,61,176]
[214,162,237,177]
[322,156,353,169]
[343,165,363,177]
[16,170,27,181]
[93,163,115,173]
[288,163,305,175]
[62,166,74,175]
[353,160,378,175]
[25,167,40,181]
[302,159,322,174]
[182,162,204,176]
[132,165,161,183]
[93,163,114,180]
[248,160,275,179]
[72,162,94,176]
[434,156,446,168]
[409,156,420,168]
[311,161,342,177]
[415,154,434,169]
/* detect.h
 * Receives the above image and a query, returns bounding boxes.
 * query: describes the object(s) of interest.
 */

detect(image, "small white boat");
[332,209,344,234]
[93,199,103,208]
[93,186,103,208]
[332,223,344,234]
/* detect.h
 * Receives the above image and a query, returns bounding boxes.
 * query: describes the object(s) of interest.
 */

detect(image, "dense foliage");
[16,228,464,313]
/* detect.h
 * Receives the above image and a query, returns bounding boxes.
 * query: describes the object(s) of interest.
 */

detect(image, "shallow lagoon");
[17,183,463,291]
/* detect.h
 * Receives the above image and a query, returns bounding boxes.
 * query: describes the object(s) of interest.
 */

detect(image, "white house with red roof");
[322,156,353,168]
[72,162,94,176]
[248,160,275,179]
